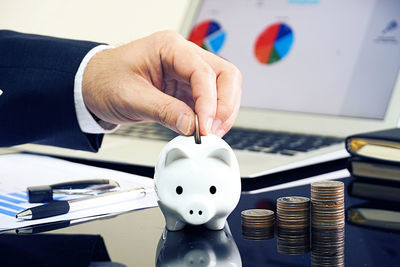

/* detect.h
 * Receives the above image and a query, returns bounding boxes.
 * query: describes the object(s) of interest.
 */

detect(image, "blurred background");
[0,0,190,44]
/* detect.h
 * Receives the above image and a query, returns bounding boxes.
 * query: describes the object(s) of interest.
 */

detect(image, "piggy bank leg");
[158,201,186,231]
[205,216,227,230]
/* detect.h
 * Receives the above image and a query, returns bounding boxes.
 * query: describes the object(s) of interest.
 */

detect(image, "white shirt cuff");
[74,44,120,134]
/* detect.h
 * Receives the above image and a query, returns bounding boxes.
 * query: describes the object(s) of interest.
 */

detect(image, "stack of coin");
[241,209,274,240]
[311,227,345,266]
[242,226,274,241]
[277,227,310,255]
[311,181,345,229]
[277,196,310,229]
[241,209,275,228]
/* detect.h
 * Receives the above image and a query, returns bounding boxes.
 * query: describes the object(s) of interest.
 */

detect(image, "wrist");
[89,110,118,131]
[74,44,118,133]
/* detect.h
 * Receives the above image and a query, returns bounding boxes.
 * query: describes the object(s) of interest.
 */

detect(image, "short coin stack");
[241,209,274,240]
[311,181,345,229]
[277,196,310,229]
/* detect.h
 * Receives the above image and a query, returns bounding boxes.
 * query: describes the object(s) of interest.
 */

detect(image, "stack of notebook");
[346,128,400,203]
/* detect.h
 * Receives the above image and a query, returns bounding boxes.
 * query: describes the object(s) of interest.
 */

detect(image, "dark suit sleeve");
[0,30,104,152]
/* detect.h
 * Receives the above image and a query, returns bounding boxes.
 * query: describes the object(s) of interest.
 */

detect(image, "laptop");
[14,0,400,178]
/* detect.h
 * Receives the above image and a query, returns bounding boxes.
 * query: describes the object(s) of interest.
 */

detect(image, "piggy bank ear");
[208,148,232,167]
[165,148,189,167]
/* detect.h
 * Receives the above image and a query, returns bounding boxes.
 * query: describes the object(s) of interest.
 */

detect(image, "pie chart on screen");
[188,20,226,54]
[254,23,294,65]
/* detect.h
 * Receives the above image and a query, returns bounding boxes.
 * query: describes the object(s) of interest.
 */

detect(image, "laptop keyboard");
[113,123,343,156]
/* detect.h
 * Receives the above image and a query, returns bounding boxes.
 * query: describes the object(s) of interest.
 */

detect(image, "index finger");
[194,46,242,136]
[158,32,218,135]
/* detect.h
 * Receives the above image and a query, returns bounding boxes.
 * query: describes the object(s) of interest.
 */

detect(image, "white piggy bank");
[154,135,241,231]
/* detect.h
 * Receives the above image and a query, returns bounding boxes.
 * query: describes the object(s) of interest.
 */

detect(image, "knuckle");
[155,101,173,125]
[156,30,182,42]
[228,63,242,81]
[218,104,234,122]
[199,64,216,79]
[154,30,185,55]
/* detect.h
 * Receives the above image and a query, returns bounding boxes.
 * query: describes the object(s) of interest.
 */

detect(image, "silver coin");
[242,217,275,221]
[311,181,344,188]
[278,196,310,204]
[242,220,275,225]
[277,208,310,213]
[242,220,274,224]
[194,114,201,144]
[241,209,274,217]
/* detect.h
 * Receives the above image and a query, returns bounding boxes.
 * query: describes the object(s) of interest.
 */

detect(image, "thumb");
[142,89,195,135]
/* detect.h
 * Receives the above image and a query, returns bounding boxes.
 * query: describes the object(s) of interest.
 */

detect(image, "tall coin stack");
[241,209,274,240]
[311,181,345,229]
[277,196,310,229]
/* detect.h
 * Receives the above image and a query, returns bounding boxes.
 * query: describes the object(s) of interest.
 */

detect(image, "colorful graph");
[188,20,226,54]
[0,191,29,217]
[0,191,64,217]
[254,23,294,64]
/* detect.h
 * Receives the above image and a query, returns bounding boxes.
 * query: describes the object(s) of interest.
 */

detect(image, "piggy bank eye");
[176,186,183,195]
[209,186,216,194]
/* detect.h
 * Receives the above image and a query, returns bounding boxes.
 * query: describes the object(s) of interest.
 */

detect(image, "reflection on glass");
[155,224,242,267]
[241,208,275,241]
[242,226,274,241]
[277,227,310,255]
[348,207,400,231]
[311,227,345,267]
[0,233,112,266]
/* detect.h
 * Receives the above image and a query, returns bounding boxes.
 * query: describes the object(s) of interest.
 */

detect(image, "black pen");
[16,187,146,220]
[27,179,120,203]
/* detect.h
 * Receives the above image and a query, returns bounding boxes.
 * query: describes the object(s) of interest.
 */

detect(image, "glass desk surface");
[2,176,399,267]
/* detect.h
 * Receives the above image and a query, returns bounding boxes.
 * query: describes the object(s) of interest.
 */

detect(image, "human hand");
[82,31,242,137]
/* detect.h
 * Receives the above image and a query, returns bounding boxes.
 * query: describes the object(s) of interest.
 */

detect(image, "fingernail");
[211,119,222,135]
[176,113,191,135]
[206,118,213,135]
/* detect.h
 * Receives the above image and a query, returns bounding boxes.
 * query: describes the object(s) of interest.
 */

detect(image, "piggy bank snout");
[183,249,211,267]
[181,200,215,225]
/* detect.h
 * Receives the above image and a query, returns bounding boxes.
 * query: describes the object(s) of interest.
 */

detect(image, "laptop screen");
[187,0,400,120]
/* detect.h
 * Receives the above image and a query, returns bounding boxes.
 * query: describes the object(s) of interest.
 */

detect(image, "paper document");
[0,153,158,232]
